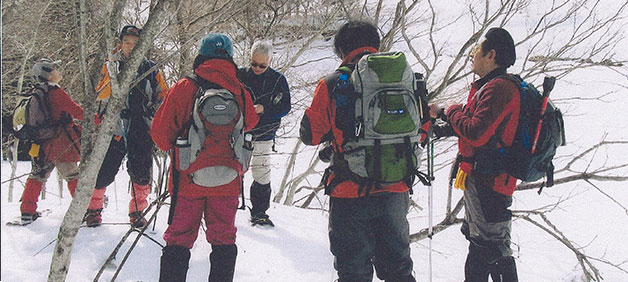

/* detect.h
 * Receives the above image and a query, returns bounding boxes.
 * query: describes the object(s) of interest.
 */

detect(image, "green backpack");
[326,51,428,193]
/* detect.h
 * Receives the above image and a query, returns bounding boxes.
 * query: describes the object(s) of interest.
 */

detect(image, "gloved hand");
[433,123,455,139]
[58,113,73,126]
[318,145,333,163]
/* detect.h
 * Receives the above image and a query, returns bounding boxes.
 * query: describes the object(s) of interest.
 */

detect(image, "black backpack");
[474,75,566,188]
[12,84,57,143]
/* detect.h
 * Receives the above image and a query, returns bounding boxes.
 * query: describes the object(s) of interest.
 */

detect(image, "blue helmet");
[199,33,234,59]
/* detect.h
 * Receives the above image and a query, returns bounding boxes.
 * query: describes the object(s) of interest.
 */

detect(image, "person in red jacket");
[19,58,83,225]
[151,33,258,282]
[430,27,520,281]
[300,21,416,282]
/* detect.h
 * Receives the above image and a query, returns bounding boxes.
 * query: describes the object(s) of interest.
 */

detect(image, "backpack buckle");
[229,135,236,148]
[354,121,362,137]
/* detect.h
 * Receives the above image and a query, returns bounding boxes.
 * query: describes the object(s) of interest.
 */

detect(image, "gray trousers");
[329,192,414,282]
[462,173,517,282]
[462,173,513,255]
[29,159,79,182]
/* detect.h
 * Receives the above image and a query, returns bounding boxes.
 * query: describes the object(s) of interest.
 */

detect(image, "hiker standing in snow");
[429,27,520,281]
[236,40,291,227]
[19,58,83,225]
[86,25,169,228]
[151,33,259,282]
[299,21,417,282]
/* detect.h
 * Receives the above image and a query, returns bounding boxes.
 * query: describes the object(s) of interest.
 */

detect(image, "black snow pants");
[329,192,415,282]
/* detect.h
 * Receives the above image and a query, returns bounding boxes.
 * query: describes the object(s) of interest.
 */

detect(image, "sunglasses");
[250,62,268,69]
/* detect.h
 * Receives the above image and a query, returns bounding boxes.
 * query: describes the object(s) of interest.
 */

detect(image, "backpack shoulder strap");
[324,64,355,99]
[497,73,524,89]
[175,75,204,138]
[33,84,53,120]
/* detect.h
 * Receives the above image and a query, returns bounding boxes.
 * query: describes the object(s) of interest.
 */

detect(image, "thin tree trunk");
[58,170,64,198]
[46,0,176,280]
[46,0,119,280]
[8,139,19,203]
[284,157,320,206]
[273,141,301,203]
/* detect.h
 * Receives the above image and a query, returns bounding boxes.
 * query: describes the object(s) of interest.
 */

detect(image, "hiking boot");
[21,212,41,225]
[84,209,103,227]
[129,211,148,228]
[250,212,275,227]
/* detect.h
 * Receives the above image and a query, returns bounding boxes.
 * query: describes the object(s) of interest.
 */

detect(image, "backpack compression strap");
[323,64,355,153]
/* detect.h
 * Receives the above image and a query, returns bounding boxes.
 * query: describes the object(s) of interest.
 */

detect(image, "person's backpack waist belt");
[457,151,508,176]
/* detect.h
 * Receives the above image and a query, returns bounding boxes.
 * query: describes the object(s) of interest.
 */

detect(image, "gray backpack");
[12,84,57,143]
[327,52,427,191]
[175,75,253,188]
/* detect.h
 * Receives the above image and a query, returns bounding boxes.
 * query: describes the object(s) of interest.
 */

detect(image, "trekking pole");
[530,76,556,154]
[426,121,435,282]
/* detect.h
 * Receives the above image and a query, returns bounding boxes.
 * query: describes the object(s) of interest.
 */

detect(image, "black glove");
[433,123,455,139]
[437,108,448,122]
[318,145,333,163]
[58,113,73,126]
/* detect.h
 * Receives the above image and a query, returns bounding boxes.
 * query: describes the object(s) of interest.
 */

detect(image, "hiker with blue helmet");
[429,27,520,281]
[300,20,417,282]
[151,33,259,282]
[236,40,291,227]
[18,58,83,225]
[86,24,169,228]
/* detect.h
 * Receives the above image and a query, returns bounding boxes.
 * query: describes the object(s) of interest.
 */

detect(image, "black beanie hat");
[119,25,141,40]
[483,27,516,68]
[333,21,380,58]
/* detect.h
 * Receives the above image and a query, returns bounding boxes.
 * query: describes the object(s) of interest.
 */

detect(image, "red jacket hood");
[341,47,378,66]
[194,59,245,95]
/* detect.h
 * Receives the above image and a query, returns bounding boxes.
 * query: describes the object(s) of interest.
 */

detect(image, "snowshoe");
[6,211,43,226]
[129,211,148,229]
[84,208,103,227]
[250,212,275,227]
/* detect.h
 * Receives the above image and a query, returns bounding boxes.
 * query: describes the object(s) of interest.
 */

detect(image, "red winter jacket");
[42,83,83,162]
[446,68,520,195]
[151,59,259,197]
[300,47,413,198]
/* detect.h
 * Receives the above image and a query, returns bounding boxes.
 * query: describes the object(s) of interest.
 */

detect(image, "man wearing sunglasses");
[237,40,291,227]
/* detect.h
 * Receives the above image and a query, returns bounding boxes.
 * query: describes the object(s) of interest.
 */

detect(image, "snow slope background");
[2,1,628,281]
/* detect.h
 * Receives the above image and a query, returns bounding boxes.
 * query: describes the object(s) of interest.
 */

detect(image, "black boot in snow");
[159,245,191,282]
[464,242,491,282]
[209,244,237,282]
[491,256,518,282]
[249,181,271,216]
[20,212,42,225]
[250,212,275,227]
